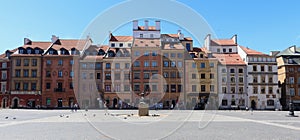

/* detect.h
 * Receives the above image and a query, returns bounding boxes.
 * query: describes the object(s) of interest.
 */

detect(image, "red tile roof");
[163,43,185,50]
[239,46,266,56]
[52,39,87,51]
[0,48,18,58]
[22,42,52,50]
[110,35,133,42]
[183,37,193,41]
[213,53,246,65]
[211,39,236,46]
[133,39,160,47]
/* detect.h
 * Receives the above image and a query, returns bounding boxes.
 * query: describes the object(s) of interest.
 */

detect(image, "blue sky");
[1,0,300,54]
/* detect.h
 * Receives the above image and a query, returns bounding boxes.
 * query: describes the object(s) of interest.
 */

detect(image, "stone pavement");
[0,109,299,140]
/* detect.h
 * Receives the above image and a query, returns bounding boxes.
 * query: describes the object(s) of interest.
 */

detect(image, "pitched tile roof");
[239,46,266,56]
[22,42,52,50]
[276,46,300,56]
[109,35,133,42]
[210,39,236,46]
[213,53,246,65]
[163,43,185,50]
[52,39,87,51]
[137,26,157,31]
[133,39,160,48]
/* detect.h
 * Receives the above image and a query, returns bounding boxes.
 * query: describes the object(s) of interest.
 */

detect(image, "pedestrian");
[74,103,78,112]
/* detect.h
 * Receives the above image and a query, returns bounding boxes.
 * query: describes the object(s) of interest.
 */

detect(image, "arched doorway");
[251,100,256,110]
[2,98,7,108]
[12,98,19,108]
[113,98,118,108]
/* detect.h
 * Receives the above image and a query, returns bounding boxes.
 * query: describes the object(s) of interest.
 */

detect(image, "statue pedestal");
[138,102,149,116]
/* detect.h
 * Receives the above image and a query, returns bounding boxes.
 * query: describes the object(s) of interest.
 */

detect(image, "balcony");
[54,88,65,92]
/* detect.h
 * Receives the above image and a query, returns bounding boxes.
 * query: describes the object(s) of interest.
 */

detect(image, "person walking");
[74,103,78,112]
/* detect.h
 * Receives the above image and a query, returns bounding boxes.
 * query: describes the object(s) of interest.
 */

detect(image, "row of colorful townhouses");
[0,20,299,110]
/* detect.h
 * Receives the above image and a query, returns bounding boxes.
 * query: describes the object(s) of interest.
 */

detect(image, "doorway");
[2,98,7,108]
[57,98,63,108]
[13,98,19,108]
[113,98,118,108]
[251,100,256,110]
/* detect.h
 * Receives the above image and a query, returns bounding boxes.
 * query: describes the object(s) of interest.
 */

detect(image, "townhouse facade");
[277,46,300,110]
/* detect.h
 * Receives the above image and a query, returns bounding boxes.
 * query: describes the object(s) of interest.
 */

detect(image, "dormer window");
[119,43,123,47]
[140,34,143,38]
[49,50,54,55]
[35,49,40,54]
[111,43,115,47]
[27,49,32,54]
[61,50,66,55]
[19,49,24,54]
[128,43,132,47]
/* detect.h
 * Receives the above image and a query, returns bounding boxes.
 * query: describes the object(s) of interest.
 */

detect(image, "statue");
[136,91,150,116]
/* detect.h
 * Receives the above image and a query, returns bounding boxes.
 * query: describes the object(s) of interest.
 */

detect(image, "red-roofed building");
[0,50,13,108]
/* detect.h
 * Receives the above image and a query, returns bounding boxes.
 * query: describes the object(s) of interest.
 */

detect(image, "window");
[106,63,111,69]
[125,63,130,69]
[261,65,265,72]
[222,87,227,93]
[210,85,215,92]
[105,73,111,80]
[124,85,130,92]
[58,71,63,78]
[261,87,266,94]
[23,83,29,90]
[267,100,274,106]
[200,54,204,58]
[16,59,21,66]
[96,73,101,79]
[170,53,176,58]
[222,99,228,106]
[150,34,154,38]
[134,61,140,67]
[124,74,130,80]
[144,73,150,79]
[119,43,123,47]
[268,87,273,94]
[82,73,87,79]
[152,61,157,67]
[70,82,74,89]
[2,62,7,68]
[200,63,205,68]
[152,71,158,79]
[223,48,226,53]
[32,59,37,66]
[178,72,183,78]
[70,71,74,78]
[105,85,111,92]
[1,72,7,80]
[201,85,206,92]
[31,70,37,78]
[177,53,183,58]
[290,88,295,96]
[58,60,63,66]
[238,87,243,94]
[115,63,120,69]
[163,53,169,58]
[253,87,258,94]
[192,63,196,68]
[253,76,258,83]
[90,73,94,79]
[231,87,235,93]
[24,59,29,66]
[46,83,51,89]
[111,43,115,47]
[139,34,143,38]
[209,63,214,68]
[15,70,21,77]
[289,77,294,84]
[171,61,176,67]
[134,84,140,91]
[239,77,243,83]
[144,61,150,67]
[268,66,272,71]
[96,63,101,69]
[210,73,214,79]
[15,83,20,90]
[192,74,196,79]
[163,72,169,78]
[192,85,197,92]
[268,77,274,83]
[230,77,235,83]
[289,68,294,72]
[144,51,149,56]
[229,48,232,52]
[177,61,183,68]
[134,51,140,56]
[163,85,169,92]
[163,61,169,67]
[186,43,191,51]
[230,68,235,73]
[217,48,220,53]
[23,69,29,77]
[253,65,257,71]
[178,85,182,92]
[31,83,37,90]
[222,68,226,73]
[238,68,243,73]
[152,51,157,56]
[222,77,226,83]
[170,72,176,78]
[201,73,205,79]
[134,72,140,79]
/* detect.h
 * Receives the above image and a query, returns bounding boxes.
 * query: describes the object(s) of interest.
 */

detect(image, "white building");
[238,46,280,110]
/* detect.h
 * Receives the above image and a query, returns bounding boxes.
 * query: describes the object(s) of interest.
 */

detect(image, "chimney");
[145,20,149,30]
[178,30,184,40]
[231,34,237,44]
[155,20,160,30]
[51,35,59,44]
[289,45,297,53]
[133,20,138,30]
[24,38,32,45]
